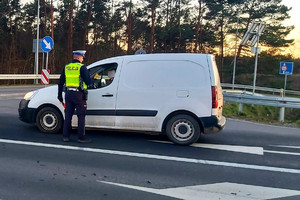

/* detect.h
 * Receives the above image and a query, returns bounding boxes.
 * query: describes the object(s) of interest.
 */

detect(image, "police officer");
[57,50,94,143]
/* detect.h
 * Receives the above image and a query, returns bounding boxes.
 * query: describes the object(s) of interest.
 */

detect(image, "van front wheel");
[36,107,63,134]
[166,114,200,145]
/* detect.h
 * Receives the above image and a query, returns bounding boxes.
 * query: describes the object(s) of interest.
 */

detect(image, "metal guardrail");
[222,83,300,96]
[223,91,300,122]
[223,92,300,109]
[0,74,60,80]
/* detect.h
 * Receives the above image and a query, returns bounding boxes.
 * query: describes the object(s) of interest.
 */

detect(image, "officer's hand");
[93,73,99,79]
[57,95,63,103]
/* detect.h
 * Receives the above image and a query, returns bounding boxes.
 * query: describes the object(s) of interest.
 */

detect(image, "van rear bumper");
[200,115,226,134]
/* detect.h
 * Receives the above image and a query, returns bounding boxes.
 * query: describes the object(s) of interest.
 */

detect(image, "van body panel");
[115,55,212,132]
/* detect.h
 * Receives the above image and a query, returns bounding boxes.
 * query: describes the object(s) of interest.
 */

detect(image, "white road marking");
[264,145,300,156]
[264,150,300,156]
[152,140,300,157]
[151,140,264,155]
[1,138,300,174]
[271,145,300,149]
[193,144,264,155]
[98,181,300,200]
[0,93,24,99]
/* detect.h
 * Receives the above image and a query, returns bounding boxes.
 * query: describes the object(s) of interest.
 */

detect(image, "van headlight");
[24,90,38,100]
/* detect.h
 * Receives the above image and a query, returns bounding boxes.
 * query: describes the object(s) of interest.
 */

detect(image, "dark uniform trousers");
[63,90,87,139]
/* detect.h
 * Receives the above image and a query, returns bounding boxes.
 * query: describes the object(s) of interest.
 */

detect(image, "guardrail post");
[238,103,243,113]
[279,107,285,122]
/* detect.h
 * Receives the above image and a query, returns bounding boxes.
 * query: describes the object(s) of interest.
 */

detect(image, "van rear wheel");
[166,114,200,145]
[36,107,63,134]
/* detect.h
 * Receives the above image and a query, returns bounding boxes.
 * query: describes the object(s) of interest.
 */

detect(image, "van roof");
[88,53,214,69]
[114,53,212,60]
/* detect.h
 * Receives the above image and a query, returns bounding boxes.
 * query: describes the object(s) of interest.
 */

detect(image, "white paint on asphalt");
[264,150,300,156]
[1,138,300,174]
[264,145,300,156]
[271,145,300,149]
[151,140,264,155]
[0,93,24,99]
[193,144,264,155]
[98,181,300,200]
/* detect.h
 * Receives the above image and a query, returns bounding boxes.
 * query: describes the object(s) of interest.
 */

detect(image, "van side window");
[88,63,118,89]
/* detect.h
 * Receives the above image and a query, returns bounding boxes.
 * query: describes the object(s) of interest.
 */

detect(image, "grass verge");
[223,102,300,128]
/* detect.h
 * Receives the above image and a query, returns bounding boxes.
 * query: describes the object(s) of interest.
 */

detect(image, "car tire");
[166,114,200,145]
[36,107,63,134]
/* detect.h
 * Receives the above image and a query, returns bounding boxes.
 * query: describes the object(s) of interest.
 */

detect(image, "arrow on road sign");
[43,39,51,49]
[41,36,54,52]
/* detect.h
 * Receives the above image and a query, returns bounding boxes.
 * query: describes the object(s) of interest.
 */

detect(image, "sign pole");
[252,36,259,94]
[46,52,49,70]
[42,52,45,69]
[278,62,293,123]
[283,73,287,97]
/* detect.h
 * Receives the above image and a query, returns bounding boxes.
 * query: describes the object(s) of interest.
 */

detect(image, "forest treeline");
[0,0,298,88]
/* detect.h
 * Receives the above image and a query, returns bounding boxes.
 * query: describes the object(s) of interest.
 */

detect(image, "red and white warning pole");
[41,69,50,84]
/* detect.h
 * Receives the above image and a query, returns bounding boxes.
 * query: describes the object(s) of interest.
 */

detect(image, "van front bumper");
[200,115,226,134]
[18,99,36,123]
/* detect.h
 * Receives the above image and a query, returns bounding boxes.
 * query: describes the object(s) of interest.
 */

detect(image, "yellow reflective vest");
[65,62,87,90]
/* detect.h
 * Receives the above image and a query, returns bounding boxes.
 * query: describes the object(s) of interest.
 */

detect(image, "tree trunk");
[83,0,93,49]
[127,0,133,54]
[194,0,202,53]
[68,0,73,60]
[177,0,181,52]
[150,0,156,53]
[50,0,55,72]
[164,0,171,52]
[219,0,224,82]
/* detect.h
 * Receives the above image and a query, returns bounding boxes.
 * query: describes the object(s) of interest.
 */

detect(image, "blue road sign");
[41,36,54,53]
[279,62,293,75]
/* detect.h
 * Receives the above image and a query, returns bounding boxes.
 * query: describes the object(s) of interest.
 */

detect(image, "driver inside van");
[106,69,116,85]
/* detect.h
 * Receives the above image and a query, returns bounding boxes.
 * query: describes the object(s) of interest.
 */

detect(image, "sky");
[281,0,300,58]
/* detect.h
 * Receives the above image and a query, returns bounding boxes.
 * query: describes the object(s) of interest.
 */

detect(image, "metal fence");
[0,74,60,80]
[223,92,300,122]
[222,83,300,96]
[223,92,300,109]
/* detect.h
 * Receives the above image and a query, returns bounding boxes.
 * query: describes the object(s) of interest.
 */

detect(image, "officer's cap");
[73,50,86,57]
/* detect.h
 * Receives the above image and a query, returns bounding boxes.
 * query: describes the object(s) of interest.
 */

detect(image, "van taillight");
[211,86,218,109]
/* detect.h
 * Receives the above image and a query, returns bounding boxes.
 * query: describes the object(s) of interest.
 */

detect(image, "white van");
[19,53,226,145]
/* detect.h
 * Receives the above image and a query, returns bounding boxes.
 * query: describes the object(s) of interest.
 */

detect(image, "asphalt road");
[1,86,300,200]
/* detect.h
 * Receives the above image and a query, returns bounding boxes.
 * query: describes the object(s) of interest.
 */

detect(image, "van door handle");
[102,94,113,97]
